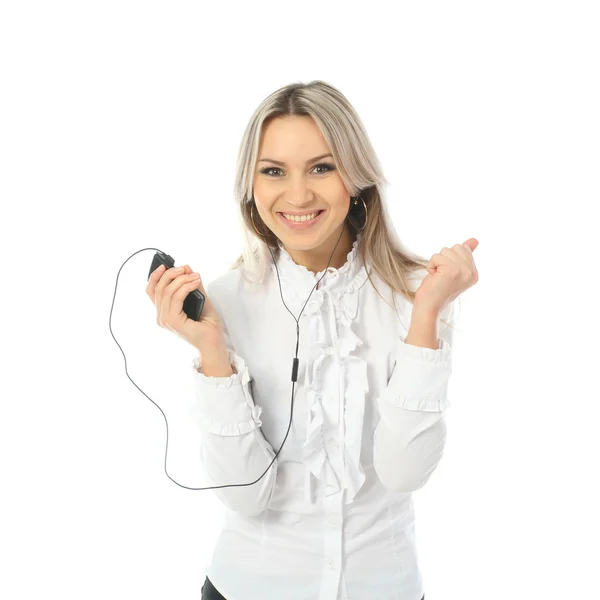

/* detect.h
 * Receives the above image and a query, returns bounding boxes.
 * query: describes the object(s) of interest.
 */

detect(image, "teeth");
[282,211,320,222]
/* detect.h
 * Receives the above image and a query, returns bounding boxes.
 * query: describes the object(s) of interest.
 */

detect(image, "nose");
[285,176,315,207]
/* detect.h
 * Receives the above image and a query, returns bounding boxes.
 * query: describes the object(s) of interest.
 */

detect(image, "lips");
[277,209,327,229]
[278,210,325,217]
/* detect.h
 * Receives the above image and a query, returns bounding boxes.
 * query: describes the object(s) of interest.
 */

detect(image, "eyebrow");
[257,153,333,166]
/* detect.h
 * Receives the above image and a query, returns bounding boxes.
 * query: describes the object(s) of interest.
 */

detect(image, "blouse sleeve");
[373,300,457,494]
[189,297,277,517]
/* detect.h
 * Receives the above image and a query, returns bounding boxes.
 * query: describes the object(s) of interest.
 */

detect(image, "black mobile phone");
[148,251,205,321]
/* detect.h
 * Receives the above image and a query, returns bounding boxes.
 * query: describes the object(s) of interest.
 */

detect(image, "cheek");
[252,180,271,205]
[253,179,277,199]
[252,192,276,219]
[328,177,351,200]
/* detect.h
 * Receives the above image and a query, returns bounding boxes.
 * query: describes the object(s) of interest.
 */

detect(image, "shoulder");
[205,266,267,319]
[205,267,243,297]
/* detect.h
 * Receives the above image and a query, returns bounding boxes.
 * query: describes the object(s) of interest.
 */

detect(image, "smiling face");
[252,115,356,274]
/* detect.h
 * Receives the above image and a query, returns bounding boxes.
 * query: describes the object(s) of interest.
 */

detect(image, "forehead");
[259,116,329,156]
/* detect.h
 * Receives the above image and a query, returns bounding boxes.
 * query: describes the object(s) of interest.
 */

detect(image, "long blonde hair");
[229,80,456,330]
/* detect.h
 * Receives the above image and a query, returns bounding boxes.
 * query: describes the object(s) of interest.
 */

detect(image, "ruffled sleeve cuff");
[377,336,453,413]
[190,349,263,436]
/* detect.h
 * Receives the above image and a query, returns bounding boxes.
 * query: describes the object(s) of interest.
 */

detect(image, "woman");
[148,80,478,600]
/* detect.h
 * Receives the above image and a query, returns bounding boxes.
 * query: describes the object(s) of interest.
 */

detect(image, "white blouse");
[190,234,456,600]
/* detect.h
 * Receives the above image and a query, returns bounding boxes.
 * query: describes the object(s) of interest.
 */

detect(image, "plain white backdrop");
[1,1,598,598]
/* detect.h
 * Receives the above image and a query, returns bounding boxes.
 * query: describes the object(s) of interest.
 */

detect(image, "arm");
[189,318,277,517]
[197,345,234,376]
[373,301,455,493]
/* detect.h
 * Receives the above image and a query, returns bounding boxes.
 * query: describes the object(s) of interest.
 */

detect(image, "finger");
[155,265,186,299]
[148,264,183,300]
[437,246,476,285]
[427,251,456,273]
[450,243,476,270]
[161,271,201,325]
[464,238,479,251]
[172,274,203,312]
[451,244,478,283]
[154,265,185,322]
[164,276,203,331]
[436,247,466,271]
[146,263,166,300]
[438,246,475,276]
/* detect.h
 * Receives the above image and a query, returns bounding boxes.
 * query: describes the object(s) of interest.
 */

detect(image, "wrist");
[411,303,440,321]
[195,345,235,376]
[406,306,439,350]
[194,323,227,352]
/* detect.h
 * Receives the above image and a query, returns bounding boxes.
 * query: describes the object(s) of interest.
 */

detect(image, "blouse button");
[325,346,334,356]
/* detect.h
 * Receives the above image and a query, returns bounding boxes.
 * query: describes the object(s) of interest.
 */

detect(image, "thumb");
[463,238,479,252]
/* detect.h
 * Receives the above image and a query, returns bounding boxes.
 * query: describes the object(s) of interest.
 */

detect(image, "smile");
[277,210,326,229]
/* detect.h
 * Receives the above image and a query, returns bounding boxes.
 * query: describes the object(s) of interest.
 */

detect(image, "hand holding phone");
[146,252,226,351]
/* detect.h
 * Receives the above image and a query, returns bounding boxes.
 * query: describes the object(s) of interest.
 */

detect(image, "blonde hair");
[228,79,457,330]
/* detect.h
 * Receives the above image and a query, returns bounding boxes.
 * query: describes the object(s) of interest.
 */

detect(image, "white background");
[1,1,598,598]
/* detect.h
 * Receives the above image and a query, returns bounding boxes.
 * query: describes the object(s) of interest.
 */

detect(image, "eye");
[259,162,336,177]
[314,163,335,174]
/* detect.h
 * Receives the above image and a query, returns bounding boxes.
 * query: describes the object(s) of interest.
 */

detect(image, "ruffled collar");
[271,232,371,505]
[271,233,368,312]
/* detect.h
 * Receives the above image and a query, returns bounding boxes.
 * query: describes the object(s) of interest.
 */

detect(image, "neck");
[280,225,356,275]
